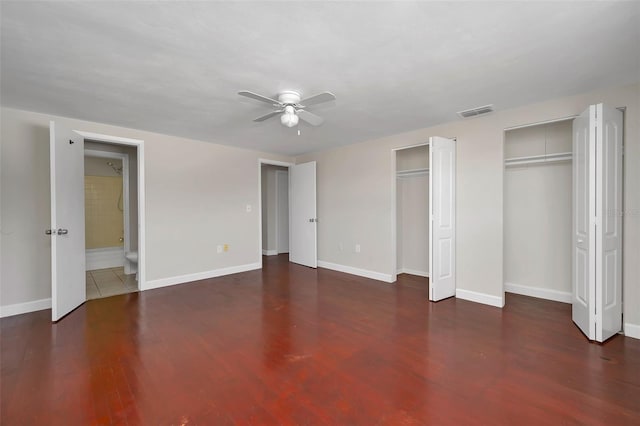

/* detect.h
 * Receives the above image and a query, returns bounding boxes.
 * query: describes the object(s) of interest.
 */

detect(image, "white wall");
[297,83,639,326]
[504,121,573,300]
[0,107,292,311]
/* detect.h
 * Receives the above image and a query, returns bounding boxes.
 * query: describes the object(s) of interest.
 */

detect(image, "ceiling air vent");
[457,104,494,119]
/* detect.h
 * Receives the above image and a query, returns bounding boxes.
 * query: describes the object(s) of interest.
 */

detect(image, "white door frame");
[76,131,146,290]
[258,159,294,268]
[84,150,130,273]
[391,142,430,283]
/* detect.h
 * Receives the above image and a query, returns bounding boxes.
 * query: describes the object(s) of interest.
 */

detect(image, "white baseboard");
[86,247,124,270]
[505,282,572,304]
[456,289,504,308]
[397,268,429,277]
[0,298,52,318]
[262,249,278,256]
[624,323,640,340]
[143,262,261,291]
[317,260,393,283]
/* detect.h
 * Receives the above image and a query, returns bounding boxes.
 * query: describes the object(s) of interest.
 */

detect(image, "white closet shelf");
[396,168,430,177]
[505,152,572,167]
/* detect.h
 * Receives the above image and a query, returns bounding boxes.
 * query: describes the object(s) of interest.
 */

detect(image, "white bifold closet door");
[572,104,623,342]
[49,121,86,322]
[429,136,456,301]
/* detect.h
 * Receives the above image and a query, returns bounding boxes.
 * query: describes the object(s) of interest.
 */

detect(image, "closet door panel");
[572,107,594,339]
[595,104,623,342]
[429,136,456,301]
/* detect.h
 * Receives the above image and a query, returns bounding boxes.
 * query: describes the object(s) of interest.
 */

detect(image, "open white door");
[572,104,623,342]
[429,137,456,301]
[572,107,595,339]
[595,104,623,342]
[49,121,86,321]
[289,161,317,268]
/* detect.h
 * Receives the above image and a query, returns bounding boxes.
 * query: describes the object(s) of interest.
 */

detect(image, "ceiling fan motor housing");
[278,91,301,105]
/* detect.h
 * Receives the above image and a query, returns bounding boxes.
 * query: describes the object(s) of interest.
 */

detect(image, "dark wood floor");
[2,255,639,425]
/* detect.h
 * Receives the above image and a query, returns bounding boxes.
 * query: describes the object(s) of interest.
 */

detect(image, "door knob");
[45,229,54,235]
[57,228,69,235]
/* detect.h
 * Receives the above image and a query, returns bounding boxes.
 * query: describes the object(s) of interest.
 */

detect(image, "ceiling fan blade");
[297,110,324,126]
[299,92,336,107]
[253,110,283,122]
[238,90,281,106]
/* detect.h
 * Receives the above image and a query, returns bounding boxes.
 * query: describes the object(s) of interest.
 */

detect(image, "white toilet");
[125,251,138,280]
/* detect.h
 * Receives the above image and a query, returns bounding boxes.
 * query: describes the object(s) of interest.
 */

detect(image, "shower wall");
[84,157,124,249]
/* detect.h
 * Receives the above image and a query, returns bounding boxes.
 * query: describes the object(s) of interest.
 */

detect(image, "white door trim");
[391,142,430,283]
[76,131,146,291]
[84,149,130,273]
[258,159,294,267]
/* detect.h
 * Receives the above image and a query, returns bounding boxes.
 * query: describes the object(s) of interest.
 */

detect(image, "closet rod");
[396,168,430,177]
[505,152,572,167]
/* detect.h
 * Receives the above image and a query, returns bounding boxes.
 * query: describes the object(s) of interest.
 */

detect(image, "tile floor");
[86,267,137,300]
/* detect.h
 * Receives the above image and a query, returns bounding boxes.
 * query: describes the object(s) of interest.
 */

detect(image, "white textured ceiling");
[2,1,639,155]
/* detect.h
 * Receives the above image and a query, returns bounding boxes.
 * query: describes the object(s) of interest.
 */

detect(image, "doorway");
[261,163,290,257]
[84,145,138,300]
[258,159,318,269]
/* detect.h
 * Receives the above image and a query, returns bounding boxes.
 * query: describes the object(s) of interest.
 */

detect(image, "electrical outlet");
[217,245,223,254]
[355,244,361,253]
[223,244,229,252]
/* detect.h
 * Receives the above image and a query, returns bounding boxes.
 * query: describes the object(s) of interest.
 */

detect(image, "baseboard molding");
[505,282,572,304]
[456,289,504,308]
[86,247,124,270]
[397,268,429,278]
[1,298,52,318]
[624,323,640,340]
[317,260,393,283]
[143,262,261,291]
[262,249,278,256]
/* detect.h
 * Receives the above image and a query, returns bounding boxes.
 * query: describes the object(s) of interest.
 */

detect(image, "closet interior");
[504,119,573,301]
[396,145,430,278]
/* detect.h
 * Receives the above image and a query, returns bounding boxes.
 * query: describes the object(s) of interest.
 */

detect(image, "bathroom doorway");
[84,143,139,300]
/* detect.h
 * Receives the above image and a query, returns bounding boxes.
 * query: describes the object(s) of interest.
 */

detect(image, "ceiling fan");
[238,90,336,127]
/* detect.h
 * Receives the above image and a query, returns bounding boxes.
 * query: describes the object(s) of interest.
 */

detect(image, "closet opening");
[503,118,574,303]
[394,144,430,290]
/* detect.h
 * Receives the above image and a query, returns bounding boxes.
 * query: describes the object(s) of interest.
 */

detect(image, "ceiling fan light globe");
[281,112,299,127]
